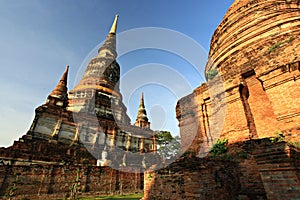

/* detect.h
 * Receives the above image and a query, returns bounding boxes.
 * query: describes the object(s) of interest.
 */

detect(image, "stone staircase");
[252,141,300,200]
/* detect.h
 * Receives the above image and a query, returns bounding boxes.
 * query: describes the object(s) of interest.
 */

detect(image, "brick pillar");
[126,135,131,151]
[111,129,117,148]
[73,123,81,144]
[140,138,145,153]
[152,135,157,151]
[51,119,62,138]
[244,75,281,138]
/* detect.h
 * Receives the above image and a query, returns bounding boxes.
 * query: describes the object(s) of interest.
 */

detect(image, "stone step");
[256,157,291,165]
[254,151,290,163]
[252,146,286,155]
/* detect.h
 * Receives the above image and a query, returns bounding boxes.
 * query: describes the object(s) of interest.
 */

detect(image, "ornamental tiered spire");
[68,15,131,124]
[134,93,150,128]
[74,14,119,92]
[96,14,118,58]
[49,65,69,100]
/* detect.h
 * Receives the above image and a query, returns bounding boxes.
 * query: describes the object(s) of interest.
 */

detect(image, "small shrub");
[210,138,228,157]
[69,169,82,200]
[289,141,300,149]
[270,131,285,143]
[268,41,282,54]
[189,110,195,117]
[286,36,294,43]
[220,153,233,161]
[6,186,17,200]
[207,68,218,80]
[5,174,20,200]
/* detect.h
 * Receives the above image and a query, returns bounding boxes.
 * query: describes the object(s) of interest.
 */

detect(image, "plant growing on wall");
[206,68,218,80]
[189,110,195,117]
[289,141,300,149]
[268,36,294,54]
[270,131,285,143]
[268,41,282,54]
[69,168,82,200]
[5,172,21,200]
[210,138,228,157]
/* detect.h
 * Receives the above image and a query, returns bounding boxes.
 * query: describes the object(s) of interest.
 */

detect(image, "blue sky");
[0,0,233,147]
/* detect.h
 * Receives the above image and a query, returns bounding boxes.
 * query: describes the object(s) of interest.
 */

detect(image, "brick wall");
[143,140,300,200]
[143,158,240,200]
[0,164,143,199]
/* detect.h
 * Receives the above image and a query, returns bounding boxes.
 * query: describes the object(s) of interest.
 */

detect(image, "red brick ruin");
[145,0,300,199]
[1,0,300,199]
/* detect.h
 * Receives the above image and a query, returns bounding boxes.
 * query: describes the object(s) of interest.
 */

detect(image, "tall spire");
[95,14,118,58]
[134,92,150,128]
[68,15,131,124]
[49,66,69,100]
[109,14,118,35]
[74,15,119,91]
[139,92,145,109]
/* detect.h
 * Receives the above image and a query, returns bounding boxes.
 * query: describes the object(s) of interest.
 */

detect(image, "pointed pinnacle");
[60,65,69,83]
[50,66,69,98]
[139,92,145,107]
[109,14,119,34]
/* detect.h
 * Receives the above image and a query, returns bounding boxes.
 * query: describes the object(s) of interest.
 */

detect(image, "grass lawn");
[61,193,143,200]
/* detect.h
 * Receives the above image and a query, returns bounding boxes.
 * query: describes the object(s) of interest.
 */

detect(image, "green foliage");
[268,41,282,54]
[206,68,218,80]
[189,110,195,117]
[6,186,17,199]
[156,131,181,160]
[220,153,233,161]
[288,141,300,149]
[286,36,295,43]
[5,173,20,199]
[210,138,228,157]
[69,168,82,200]
[270,131,285,143]
[268,36,294,54]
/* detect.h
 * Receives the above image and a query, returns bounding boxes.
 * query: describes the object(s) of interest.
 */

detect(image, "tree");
[156,131,181,160]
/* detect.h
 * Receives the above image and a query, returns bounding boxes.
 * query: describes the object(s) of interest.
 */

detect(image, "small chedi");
[0,15,157,199]
[143,0,300,199]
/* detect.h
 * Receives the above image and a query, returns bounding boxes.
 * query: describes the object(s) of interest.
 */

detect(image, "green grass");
[58,193,143,200]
